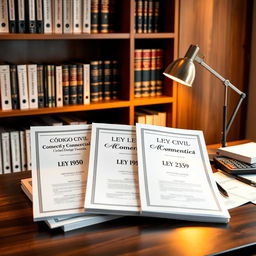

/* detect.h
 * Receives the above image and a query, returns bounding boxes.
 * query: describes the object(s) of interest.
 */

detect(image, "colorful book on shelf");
[142,0,148,33]
[134,49,143,98]
[111,60,119,99]
[150,49,157,96]
[153,0,160,32]
[98,60,103,101]
[103,60,112,100]
[10,64,19,110]
[100,0,110,33]
[135,0,143,33]
[147,0,154,33]
[91,0,99,33]
[90,60,100,102]
[62,64,70,106]
[37,64,45,108]
[141,49,151,97]
[69,64,78,105]
[155,48,163,96]
[77,64,84,104]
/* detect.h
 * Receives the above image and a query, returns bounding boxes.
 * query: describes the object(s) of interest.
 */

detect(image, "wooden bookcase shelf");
[0,0,179,127]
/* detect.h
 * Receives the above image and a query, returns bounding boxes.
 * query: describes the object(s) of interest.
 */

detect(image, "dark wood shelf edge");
[0,101,131,117]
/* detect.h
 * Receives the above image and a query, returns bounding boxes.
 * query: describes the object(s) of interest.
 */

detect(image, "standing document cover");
[31,125,92,220]
[85,123,140,215]
[136,124,230,223]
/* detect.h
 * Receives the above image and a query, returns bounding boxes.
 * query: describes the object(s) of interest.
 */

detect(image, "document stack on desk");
[26,123,230,232]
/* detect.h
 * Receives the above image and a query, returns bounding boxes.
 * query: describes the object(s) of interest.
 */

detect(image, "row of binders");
[134,48,163,98]
[135,0,161,33]
[0,0,118,34]
[0,114,88,174]
[0,60,120,110]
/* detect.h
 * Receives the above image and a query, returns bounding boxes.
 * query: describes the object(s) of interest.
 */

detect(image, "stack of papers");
[25,123,230,230]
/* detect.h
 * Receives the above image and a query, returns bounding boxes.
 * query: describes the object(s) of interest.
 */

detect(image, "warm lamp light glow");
[163,73,192,87]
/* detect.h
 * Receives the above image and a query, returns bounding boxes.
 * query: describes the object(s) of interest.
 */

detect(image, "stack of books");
[134,48,163,98]
[134,0,160,33]
[21,178,120,232]
[0,0,118,34]
[135,108,166,126]
[24,123,230,233]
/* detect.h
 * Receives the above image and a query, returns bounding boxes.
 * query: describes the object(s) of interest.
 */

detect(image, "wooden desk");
[0,171,256,256]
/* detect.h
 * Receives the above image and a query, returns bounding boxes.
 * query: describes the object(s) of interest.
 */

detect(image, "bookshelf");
[0,0,178,127]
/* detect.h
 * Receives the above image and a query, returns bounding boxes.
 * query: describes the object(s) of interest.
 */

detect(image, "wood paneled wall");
[177,0,252,144]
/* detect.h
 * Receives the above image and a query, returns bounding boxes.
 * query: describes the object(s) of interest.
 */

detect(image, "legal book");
[91,0,99,33]
[82,0,91,34]
[111,60,119,99]
[35,0,43,33]
[21,177,121,232]
[53,0,62,34]
[17,0,26,33]
[26,0,36,33]
[85,123,141,215]
[0,64,12,110]
[217,142,256,164]
[10,64,19,109]
[43,0,52,33]
[0,0,9,33]
[136,123,230,223]
[8,0,17,33]
[31,125,92,220]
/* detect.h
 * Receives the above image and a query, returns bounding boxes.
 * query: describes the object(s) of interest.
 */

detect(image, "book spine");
[62,64,70,105]
[46,64,52,107]
[55,65,63,107]
[111,60,119,99]
[0,65,12,110]
[43,0,52,33]
[147,0,153,33]
[134,49,142,98]
[35,0,43,33]
[155,48,163,96]
[82,0,91,33]
[27,64,38,109]
[136,0,143,33]
[17,64,29,109]
[17,0,26,33]
[25,129,31,171]
[90,60,99,102]
[1,132,11,173]
[0,134,3,174]
[98,60,103,101]
[91,0,99,33]
[27,0,36,33]
[150,48,156,96]
[103,60,111,100]
[10,131,21,173]
[83,63,90,104]
[73,0,82,34]
[43,65,49,107]
[8,0,17,32]
[153,0,160,32]
[37,64,45,108]
[53,0,62,34]
[100,0,109,33]
[63,0,72,33]
[77,64,83,104]
[19,130,27,171]
[10,64,19,109]
[51,64,55,107]
[69,64,78,105]
[143,0,148,33]
[0,0,9,33]
[141,49,151,97]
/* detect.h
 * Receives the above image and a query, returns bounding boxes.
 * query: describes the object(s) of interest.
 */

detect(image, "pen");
[217,169,256,187]
[216,181,229,197]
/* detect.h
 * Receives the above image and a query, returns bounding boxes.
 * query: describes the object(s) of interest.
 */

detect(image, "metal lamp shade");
[163,58,196,87]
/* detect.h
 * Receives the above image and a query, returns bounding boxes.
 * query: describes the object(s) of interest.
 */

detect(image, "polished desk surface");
[1,171,256,256]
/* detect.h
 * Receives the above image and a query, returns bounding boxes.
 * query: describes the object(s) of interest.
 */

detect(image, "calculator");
[213,156,256,174]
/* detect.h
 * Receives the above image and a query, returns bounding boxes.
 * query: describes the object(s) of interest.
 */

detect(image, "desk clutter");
[19,123,231,232]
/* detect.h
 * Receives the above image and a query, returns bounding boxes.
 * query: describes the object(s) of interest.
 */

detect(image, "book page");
[85,123,140,214]
[136,124,230,223]
[31,125,91,220]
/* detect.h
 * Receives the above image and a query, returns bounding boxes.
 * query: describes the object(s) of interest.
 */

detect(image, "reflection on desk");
[0,172,256,256]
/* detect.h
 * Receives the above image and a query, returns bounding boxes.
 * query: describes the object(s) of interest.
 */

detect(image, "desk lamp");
[163,44,246,147]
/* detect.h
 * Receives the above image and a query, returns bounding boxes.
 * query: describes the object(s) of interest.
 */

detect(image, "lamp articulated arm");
[194,56,246,147]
